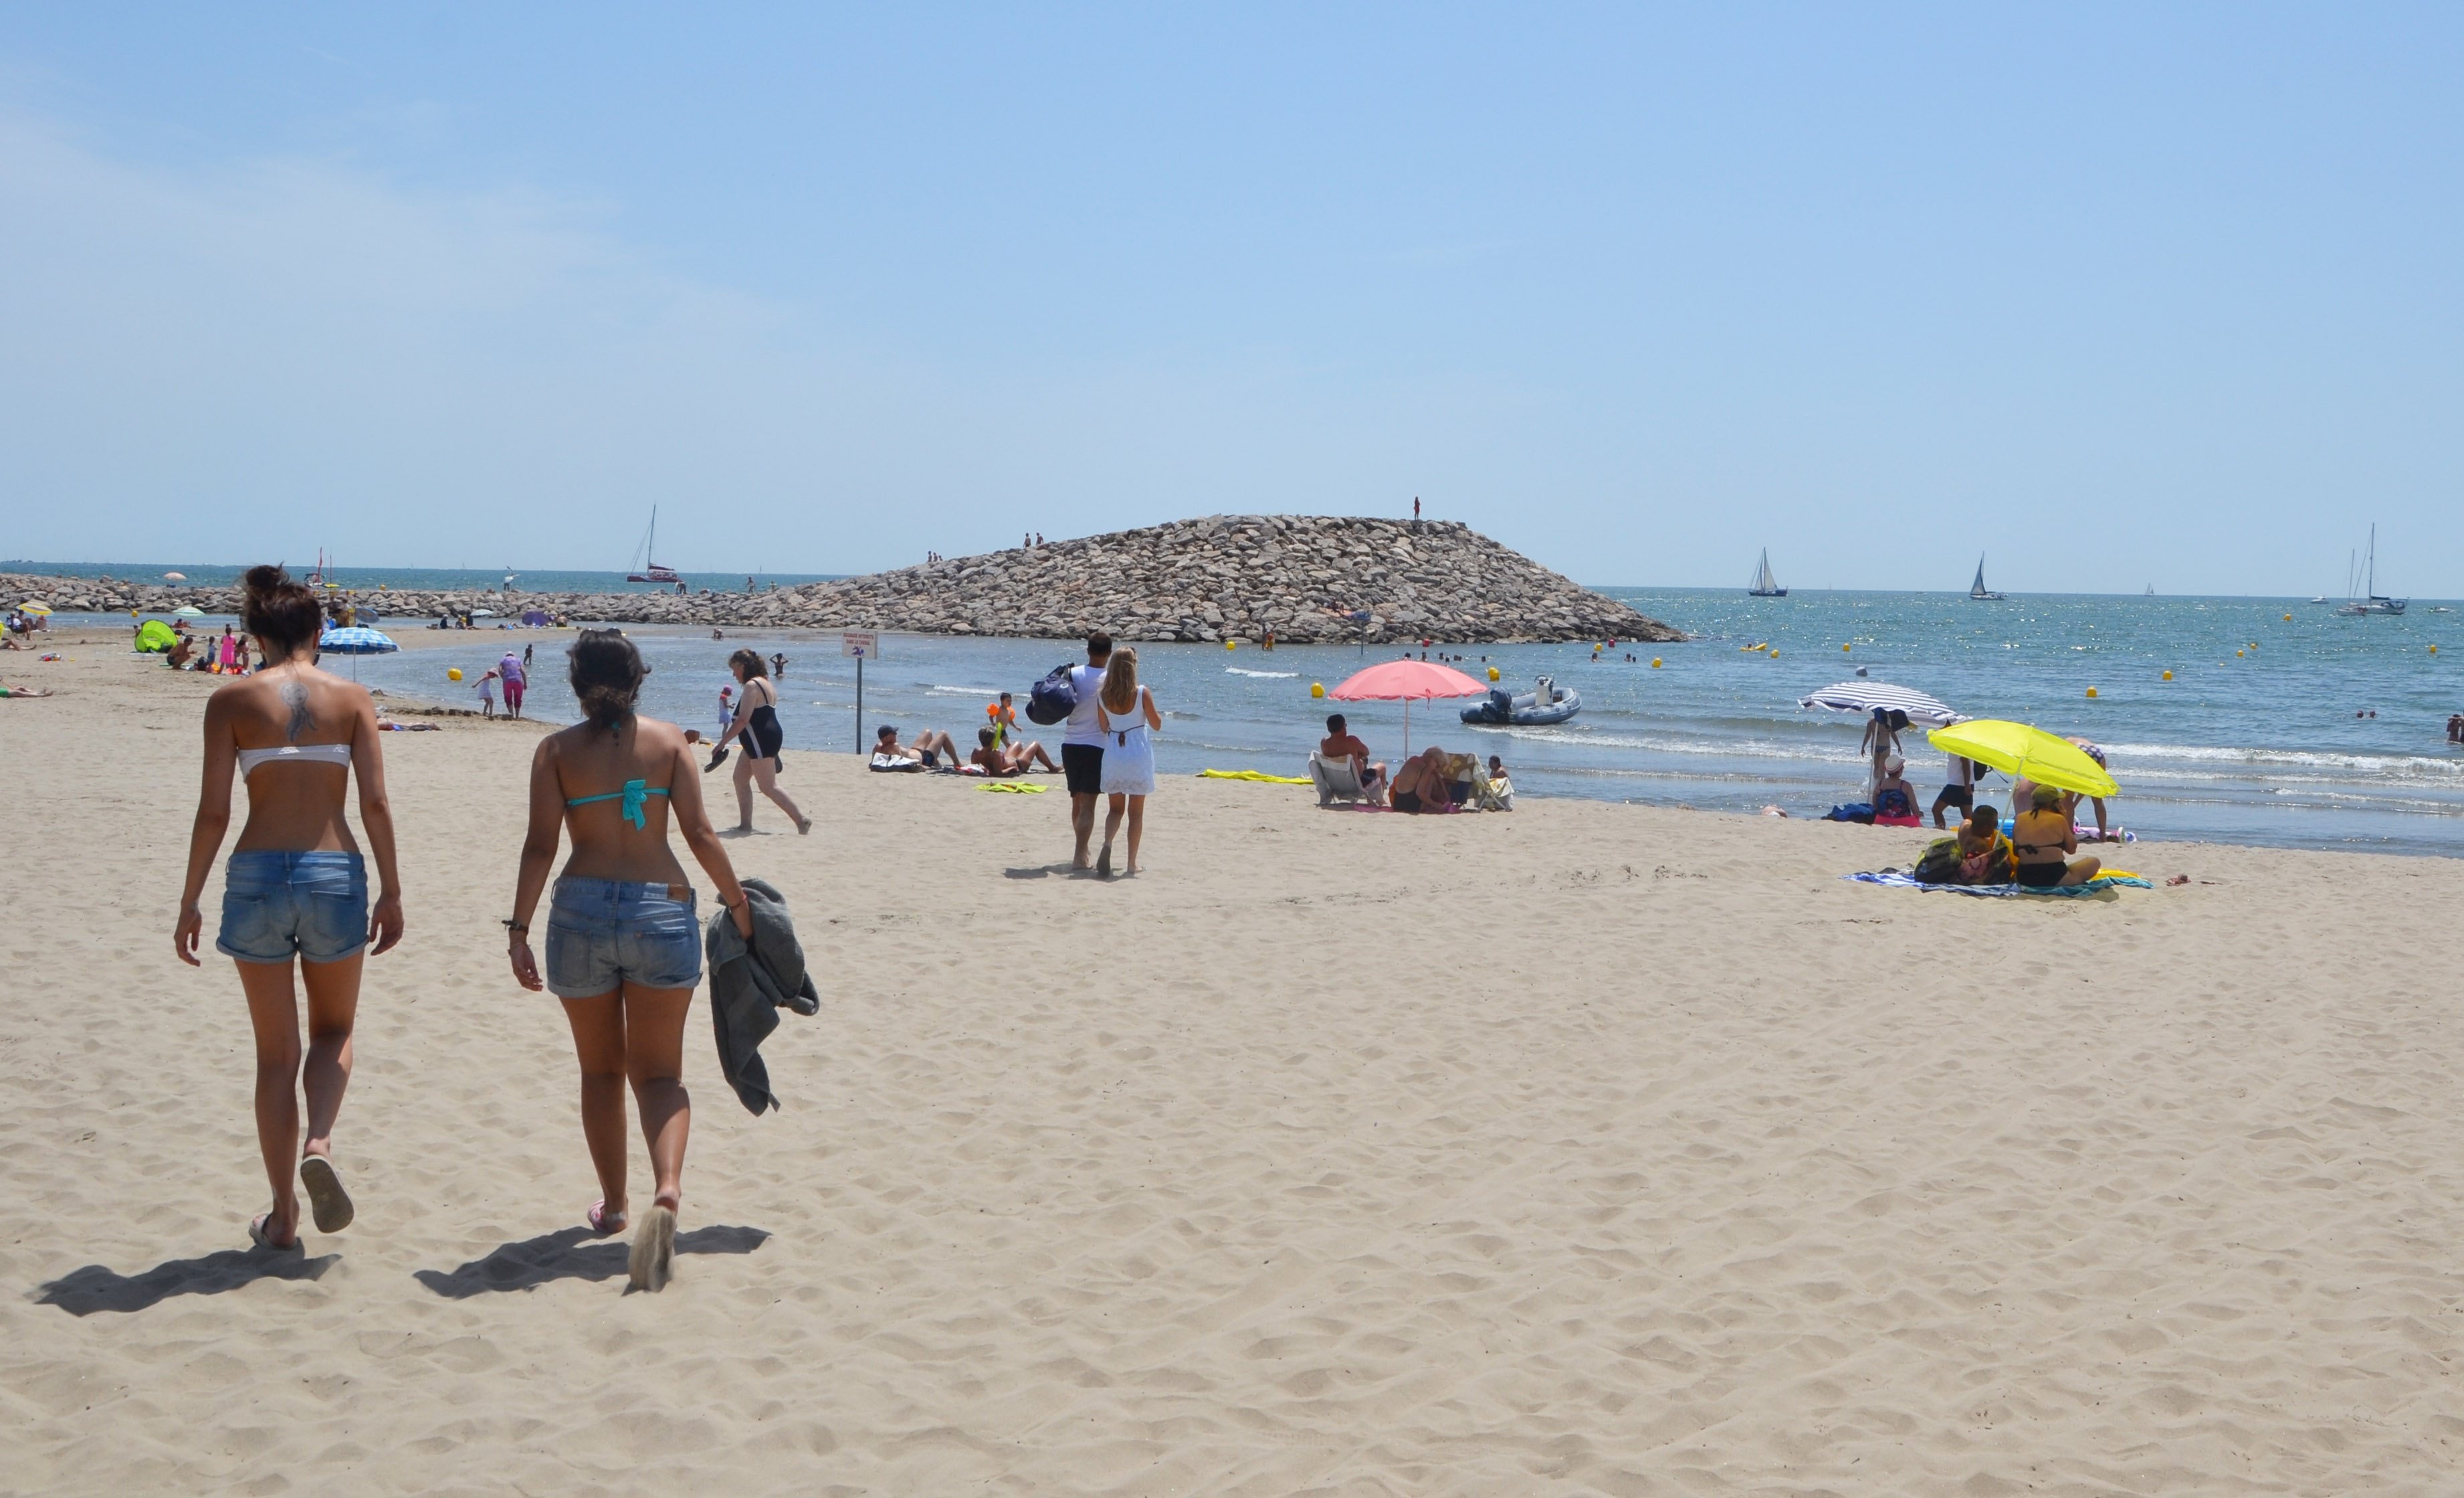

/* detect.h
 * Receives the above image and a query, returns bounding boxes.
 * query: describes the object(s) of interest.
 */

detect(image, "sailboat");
[2336,525,2407,616]
[2144,583,2156,596]
[1968,555,2006,601]
[625,508,684,586]
[1748,549,1786,597]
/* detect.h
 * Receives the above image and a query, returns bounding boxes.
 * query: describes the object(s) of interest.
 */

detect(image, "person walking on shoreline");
[714,648,811,835]
[1062,632,1113,870]
[498,650,527,720]
[1095,646,1160,877]
[175,565,405,1251]
[504,630,755,1291]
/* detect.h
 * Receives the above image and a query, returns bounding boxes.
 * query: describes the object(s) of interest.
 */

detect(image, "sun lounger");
[1308,751,1376,808]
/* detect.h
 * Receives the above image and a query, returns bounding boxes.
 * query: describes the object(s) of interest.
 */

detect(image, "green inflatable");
[134,620,179,653]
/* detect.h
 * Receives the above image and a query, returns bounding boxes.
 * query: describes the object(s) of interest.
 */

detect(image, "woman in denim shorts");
[506,630,754,1292]
[175,566,406,1252]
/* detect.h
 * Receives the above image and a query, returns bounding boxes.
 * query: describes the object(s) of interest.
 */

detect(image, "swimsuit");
[738,682,785,761]
[236,742,353,775]
[567,779,670,830]
[221,743,366,963]
[1392,789,1424,813]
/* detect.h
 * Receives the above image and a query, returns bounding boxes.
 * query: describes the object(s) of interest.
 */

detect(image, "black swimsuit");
[740,682,785,760]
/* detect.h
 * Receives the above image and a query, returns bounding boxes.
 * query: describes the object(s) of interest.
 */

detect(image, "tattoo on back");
[282,681,312,743]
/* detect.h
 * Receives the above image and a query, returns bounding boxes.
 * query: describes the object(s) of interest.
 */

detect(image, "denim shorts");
[217,851,369,965]
[544,876,703,999]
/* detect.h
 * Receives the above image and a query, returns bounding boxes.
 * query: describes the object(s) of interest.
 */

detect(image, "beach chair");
[1308,751,1375,807]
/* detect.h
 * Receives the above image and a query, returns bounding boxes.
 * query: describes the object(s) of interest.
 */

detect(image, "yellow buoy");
[448,668,464,682]
[1651,658,1661,668]
[2283,614,2292,622]
[2161,670,2172,680]
[2237,649,2245,658]
[1487,666,1500,682]
[1310,682,1325,698]
[1843,642,1851,652]
[2086,686,2098,698]
[2430,644,2439,655]
[1768,649,1780,659]
[1225,638,1236,650]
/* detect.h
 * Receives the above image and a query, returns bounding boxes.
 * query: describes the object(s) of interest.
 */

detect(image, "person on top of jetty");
[503,628,755,1291]
[175,564,405,1252]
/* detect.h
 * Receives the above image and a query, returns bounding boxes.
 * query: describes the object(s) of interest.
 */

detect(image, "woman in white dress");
[1094,646,1160,877]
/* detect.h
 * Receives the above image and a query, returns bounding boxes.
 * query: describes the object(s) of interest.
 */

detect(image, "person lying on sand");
[874,723,964,770]
[968,727,1058,775]
[1387,746,1460,814]
[0,682,54,696]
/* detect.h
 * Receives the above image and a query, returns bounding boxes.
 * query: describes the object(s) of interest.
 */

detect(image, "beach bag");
[1025,664,1077,725]
[1824,802,1875,824]
[1912,836,1964,884]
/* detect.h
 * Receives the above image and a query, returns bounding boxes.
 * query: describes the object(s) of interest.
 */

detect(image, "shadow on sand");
[35,1243,342,1316]
[413,1224,769,1298]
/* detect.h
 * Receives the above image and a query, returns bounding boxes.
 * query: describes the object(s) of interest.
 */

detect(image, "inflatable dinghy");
[1461,675,1580,726]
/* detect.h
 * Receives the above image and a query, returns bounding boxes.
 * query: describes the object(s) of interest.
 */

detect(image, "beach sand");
[6,636,2464,1495]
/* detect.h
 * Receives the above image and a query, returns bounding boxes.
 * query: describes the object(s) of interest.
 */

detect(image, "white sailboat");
[626,508,683,586]
[1748,549,1786,597]
[2336,525,2406,616]
[1968,555,2005,601]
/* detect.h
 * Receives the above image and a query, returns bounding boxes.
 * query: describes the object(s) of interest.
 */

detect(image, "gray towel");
[703,877,821,1115]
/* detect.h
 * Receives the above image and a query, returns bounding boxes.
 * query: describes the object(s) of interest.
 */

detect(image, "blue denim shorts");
[544,876,703,999]
[217,851,369,965]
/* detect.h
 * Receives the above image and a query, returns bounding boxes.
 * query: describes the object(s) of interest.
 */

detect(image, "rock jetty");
[1,517,1679,644]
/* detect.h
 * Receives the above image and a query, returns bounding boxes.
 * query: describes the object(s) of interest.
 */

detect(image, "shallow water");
[58,586,2464,855]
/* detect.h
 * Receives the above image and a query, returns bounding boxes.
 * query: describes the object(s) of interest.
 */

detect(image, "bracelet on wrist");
[502,918,528,935]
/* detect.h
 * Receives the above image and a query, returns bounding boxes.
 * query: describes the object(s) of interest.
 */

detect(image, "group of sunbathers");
[1939,788,2103,887]
[871,721,1060,777]
[1317,714,1509,812]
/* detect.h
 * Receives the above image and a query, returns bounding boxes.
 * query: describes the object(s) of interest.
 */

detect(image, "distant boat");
[2144,583,2156,596]
[1748,549,1787,597]
[625,507,684,586]
[2335,524,2407,616]
[1968,555,2006,601]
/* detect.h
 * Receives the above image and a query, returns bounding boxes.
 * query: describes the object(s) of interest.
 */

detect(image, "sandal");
[298,1154,354,1233]
[587,1199,628,1236]
[249,1213,298,1252]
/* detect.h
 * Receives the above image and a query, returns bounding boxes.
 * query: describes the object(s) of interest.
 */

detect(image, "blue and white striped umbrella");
[318,626,399,655]
[1799,680,1960,727]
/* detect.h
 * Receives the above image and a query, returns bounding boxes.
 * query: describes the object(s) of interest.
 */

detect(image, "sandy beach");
[6,634,2464,1495]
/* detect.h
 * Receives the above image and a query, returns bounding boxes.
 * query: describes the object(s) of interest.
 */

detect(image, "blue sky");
[1,5,2458,594]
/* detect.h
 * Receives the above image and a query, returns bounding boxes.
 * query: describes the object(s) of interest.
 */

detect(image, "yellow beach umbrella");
[19,601,53,616]
[1927,719,2118,799]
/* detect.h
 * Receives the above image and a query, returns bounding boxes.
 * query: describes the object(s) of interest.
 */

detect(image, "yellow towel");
[1199,769,1312,785]
[979,781,1047,793]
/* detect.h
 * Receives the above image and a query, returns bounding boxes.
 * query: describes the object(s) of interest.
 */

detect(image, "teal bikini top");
[566,779,669,830]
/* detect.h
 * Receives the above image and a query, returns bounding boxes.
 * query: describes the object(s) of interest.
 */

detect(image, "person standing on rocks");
[1063,632,1113,871]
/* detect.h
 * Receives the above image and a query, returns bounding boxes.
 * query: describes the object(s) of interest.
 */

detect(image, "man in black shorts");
[1932,753,1978,828]
[1061,632,1113,870]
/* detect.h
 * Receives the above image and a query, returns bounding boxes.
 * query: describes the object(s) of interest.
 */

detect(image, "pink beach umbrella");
[1327,658,1485,758]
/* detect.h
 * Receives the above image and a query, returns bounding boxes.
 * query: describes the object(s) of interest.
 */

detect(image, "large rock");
[0,519,1682,644]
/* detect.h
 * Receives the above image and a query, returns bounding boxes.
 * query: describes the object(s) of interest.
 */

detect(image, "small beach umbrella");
[1329,658,1485,757]
[162,571,187,582]
[20,601,53,616]
[1928,719,2118,800]
[318,626,399,654]
[1799,680,1960,727]
[173,605,205,618]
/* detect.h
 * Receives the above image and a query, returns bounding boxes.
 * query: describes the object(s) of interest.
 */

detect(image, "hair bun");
[242,563,290,595]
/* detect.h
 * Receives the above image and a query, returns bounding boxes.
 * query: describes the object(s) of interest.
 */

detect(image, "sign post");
[841,631,878,753]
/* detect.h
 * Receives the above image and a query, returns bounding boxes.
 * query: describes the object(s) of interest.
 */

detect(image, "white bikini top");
[236,742,353,775]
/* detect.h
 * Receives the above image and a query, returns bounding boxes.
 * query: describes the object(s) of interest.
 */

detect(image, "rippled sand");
[5,636,2463,1495]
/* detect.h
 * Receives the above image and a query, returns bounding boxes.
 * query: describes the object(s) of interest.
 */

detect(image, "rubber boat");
[1461,675,1580,726]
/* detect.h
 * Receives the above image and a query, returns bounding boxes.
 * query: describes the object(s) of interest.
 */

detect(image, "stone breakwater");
[3,517,1680,644]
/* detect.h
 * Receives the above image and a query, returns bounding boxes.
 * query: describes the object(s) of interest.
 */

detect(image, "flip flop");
[1096,844,1113,879]
[249,1213,298,1252]
[298,1155,354,1233]
[629,1205,677,1293]
[587,1199,627,1236]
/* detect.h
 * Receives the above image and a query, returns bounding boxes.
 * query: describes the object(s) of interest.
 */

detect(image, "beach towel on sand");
[1843,870,2153,898]
[1199,769,1312,784]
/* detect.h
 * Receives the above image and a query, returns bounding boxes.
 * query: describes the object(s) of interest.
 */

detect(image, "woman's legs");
[748,756,806,830]
[1101,792,1125,852]
[731,749,756,829]
[1124,795,1145,872]
[2059,854,2103,886]
[235,953,358,1244]
[619,984,694,1212]
[560,992,632,1220]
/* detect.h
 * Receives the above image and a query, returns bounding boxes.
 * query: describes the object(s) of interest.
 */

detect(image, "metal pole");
[855,654,863,755]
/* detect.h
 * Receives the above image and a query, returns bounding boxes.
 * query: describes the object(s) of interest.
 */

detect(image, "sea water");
[49,587,2464,856]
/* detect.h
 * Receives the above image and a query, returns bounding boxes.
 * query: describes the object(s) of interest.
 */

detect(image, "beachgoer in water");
[768,652,787,681]
[1318,714,1388,804]
[1062,632,1113,870]
[477,669,499,719]
[175,565,405,1251]
[505,629,753,1292]
[990,691,1020,748]
[1095,646,1160,876]
[498,652,527,720]
[2013,785,2102,887]
[714,649,809,834]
